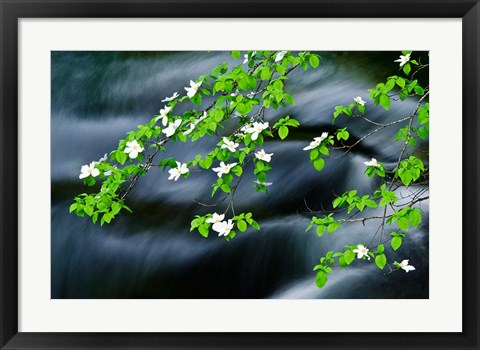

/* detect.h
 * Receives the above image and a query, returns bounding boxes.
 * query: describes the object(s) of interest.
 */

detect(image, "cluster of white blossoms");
[124,140,144,159]
[275,50,288,62]
[79,162,100,179]
[212,161,237,178]
[353,244,371,260]
[354,96,366,106]
[255,149,273,162]
[394,53,410,67]
[303,132,328,151]
[168,161,189,181]
[221,137,239,153]
[207,213,235,236]
[364,158,380,167]
[245,122,269,141]
[184,80,202,98]
[156,105,172,126]
[398,259,415,273]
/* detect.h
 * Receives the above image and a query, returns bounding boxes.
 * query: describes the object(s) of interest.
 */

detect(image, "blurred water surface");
[51,51,429,298]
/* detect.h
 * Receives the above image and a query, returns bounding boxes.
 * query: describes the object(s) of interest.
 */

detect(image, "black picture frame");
[1,1,478,349]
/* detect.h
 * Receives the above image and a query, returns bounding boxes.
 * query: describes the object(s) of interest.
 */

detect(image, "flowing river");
[51,51,429,298]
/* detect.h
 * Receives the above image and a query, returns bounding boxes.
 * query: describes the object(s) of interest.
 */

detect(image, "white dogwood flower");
[183,122,196,135]
[162,119,182,137]
[399,259,416,273]
[354,96,366,106]
[394,53,411,67]
[156,105,172,126]
[212,161,237,177]
[221,137,239,153]
[364,158,380,167]
[303,132,328,151]
[161,92,179,102]
[184,80,202,98]
[353,245,370,260]
[206,212,225,224]
[275,50,288,62]
[124,140,144,159]
[168,161,189,181]
[79,162,100,179]
[94,153,108,164]
[255,149,273,162]
[212,219,235,237]
[245,122,269,141]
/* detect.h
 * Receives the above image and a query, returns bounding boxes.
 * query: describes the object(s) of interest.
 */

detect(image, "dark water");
[51,51,429,298]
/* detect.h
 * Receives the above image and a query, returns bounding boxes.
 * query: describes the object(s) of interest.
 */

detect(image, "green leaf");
[84,205,94,216]
[391,236,403,251]
[231,165,243,177]
[327,222,340,234]
[319,146,329,156]
[375,254,387,269]
[278,125,289,140]
[344,249,355,265]
[316,225,326,236]
[309,55,320,69]
[231,50,241,59]
[69,203,77,213]
[221,184,231,193]
[272,80,284,91]
[198,225,209,237]
[403,62,411,75]
[332,197,342,209]
[313,158,325,172]
[309,148,319,161]
[283,94,295,105]
[237,219,247,232]
[199,156,213,169]
[315,271,328,288]
[409,210,422,228]
[111,202,121,215]
[377,244,385,254]
[178,132,187,142]
[385,78,396,91]
[115,151,127,165]
[398,217,410,231]
[414,85,425,95]
[338,256,347,268]
[102,212,113,224]
[379,94,390,110]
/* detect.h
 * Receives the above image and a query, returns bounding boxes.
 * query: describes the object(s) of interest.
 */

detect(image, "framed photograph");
[1,1,478,349]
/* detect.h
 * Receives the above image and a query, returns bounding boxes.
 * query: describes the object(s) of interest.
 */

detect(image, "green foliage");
[395,156,425,186]
[273,116,300,140]
[70,50,429,291]
[332,190,377,213]
[306,214,342,236]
